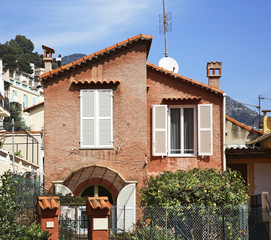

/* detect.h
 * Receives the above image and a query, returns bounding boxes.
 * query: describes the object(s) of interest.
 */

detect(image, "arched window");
[81,184,114,204]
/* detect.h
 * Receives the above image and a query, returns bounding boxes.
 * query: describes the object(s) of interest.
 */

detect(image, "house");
[226,114,271,197]
[3,64,44,128]
[39,34,225,229]
[23,102,44,131]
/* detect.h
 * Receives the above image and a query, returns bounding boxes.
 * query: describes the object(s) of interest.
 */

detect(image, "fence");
[109,205,249,240]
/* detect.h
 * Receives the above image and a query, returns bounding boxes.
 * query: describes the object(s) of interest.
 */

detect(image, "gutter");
[223,93,227,171]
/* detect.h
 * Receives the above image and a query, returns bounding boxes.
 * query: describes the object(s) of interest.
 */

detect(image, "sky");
[1,0,271,111]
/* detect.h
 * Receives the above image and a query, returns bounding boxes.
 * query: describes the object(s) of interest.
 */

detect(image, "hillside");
[226,96,260,127]
[62,53,86,65]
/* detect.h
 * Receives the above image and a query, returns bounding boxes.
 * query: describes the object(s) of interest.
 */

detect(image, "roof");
[23,102,44,112]
[87,197,111,210]
[247,131,271,145]
[163,96,202,101]
[39,34,153,80]
[72,79,120,85]
[147,63,224,95]
[226,115,262,135]
[38,196,60,210]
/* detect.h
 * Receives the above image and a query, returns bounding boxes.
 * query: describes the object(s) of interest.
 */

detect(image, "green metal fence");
[110,205,249,240]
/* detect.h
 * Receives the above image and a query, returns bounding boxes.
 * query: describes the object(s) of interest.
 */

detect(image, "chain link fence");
[110,205,249,240]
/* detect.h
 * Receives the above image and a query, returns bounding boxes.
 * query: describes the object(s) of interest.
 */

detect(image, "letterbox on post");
[86,197,112,240]
[38,196,60,240]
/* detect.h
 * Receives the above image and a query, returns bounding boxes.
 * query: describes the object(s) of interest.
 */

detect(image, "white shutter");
[98,90,113,147]
[80,90,95,147]
[117,184,136,232]
[152,105,167,156]
[198,104,213,156]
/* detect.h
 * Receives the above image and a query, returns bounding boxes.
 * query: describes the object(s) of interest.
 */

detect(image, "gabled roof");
[23,102,44,112]
[39,34,153,80]
[147,63,224,95]
[226,115,262,135]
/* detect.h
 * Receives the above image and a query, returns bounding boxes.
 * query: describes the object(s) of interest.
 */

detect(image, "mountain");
[226,96,260,128]
[61,54,260,128]
[62,53,86,65]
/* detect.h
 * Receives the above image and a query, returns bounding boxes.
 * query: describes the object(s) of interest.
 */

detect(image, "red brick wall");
[146,68,224,175]
[43,42,149,193]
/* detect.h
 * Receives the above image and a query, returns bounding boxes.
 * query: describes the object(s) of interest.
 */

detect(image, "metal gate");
[59,205,88,240]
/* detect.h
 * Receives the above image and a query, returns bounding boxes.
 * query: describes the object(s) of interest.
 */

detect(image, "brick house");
[40,34,225,229]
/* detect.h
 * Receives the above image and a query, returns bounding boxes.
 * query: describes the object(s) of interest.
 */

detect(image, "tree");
[0,35,43,73]
[3,103,30,131]
[0,171,51,240]
[140,168,249,207]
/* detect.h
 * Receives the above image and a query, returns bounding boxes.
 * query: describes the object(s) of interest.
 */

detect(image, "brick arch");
[62,165,127,201]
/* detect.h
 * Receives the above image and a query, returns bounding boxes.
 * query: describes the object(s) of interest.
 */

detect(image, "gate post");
[86,197,112,240]
[38,196,60,240]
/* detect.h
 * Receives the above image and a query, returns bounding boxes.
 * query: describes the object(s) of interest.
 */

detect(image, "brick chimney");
[42,45,55,72]
[207,62,222,89]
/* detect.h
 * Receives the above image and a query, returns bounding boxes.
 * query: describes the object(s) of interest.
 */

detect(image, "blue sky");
[1,0,271,111]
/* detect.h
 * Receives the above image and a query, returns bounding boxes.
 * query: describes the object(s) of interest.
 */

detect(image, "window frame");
[80,89,113,149]
[168,105,197,157]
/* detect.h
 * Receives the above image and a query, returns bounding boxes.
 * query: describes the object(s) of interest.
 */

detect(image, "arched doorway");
[81,184,114,204]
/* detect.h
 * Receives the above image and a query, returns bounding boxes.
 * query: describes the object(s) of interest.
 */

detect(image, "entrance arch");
[62,165,128,203]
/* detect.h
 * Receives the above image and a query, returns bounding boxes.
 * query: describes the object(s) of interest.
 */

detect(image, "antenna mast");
[160,0,172,57]
[163,0,168,57]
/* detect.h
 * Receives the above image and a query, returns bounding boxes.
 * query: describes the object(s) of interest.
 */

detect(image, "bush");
[140,168,249,207]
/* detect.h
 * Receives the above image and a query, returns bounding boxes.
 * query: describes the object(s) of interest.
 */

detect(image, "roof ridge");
[147,62,224,95]
[40,34,153,80]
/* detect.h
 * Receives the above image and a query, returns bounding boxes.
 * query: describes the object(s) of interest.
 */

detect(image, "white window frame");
[80,89,113,149]
[168,105,196,157]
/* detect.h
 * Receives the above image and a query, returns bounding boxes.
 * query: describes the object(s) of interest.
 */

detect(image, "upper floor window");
[80,89,113,149]
[152,104,213,157]
[169,107,196,156]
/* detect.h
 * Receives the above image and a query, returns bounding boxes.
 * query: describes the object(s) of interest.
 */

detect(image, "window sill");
[79,147,114,150]
[168,154,197,158]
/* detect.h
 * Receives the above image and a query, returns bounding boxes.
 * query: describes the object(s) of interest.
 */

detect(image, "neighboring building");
[39,34,225,229]
[23,102,44,131]
[226,114,271,197]
[3,66,44,128]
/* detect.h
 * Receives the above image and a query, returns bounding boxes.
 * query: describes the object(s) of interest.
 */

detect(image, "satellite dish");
[159,57,179,73]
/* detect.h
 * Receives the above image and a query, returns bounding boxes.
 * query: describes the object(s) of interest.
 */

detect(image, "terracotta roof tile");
[163,96,202,101]
[87,197,111,210]
[226,115,261,135]
[72,79,120,85]
[38,196,60,210]
[23,102,44,112]
[40,34,153,80]
[147,62,224,95]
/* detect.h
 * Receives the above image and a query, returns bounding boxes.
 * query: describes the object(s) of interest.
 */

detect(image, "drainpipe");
[223,93,227,171]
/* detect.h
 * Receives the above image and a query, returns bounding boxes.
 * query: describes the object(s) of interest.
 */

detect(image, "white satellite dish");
[159,57,179,73]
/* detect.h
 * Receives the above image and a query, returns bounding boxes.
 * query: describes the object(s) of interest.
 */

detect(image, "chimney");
[207,62,222,89]
[56,54,62,67]
[42,45,55,72]
[262,110,271,134]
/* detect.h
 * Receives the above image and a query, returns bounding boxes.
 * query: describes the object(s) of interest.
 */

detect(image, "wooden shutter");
[98,90,113,147]
[80,90,95,147]
[198,104,213,156]
[152,105,167,156]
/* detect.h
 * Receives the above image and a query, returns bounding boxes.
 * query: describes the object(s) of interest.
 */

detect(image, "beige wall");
[26,105,44,131]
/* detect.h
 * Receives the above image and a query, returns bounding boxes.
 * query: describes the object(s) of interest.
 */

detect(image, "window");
[23,94,28,108]
[152,104,212,157]
[169,107,196,155]
[80,89,113,149]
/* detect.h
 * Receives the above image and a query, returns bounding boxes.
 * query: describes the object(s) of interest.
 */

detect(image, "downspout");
[223,93,226,171]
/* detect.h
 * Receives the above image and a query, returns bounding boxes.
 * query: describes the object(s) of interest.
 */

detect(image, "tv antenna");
[158,0,179,73]
[159,0,172,57]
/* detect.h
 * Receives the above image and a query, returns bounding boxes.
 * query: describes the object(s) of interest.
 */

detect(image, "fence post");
[86,197,112,240]
[38,196,60,240]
